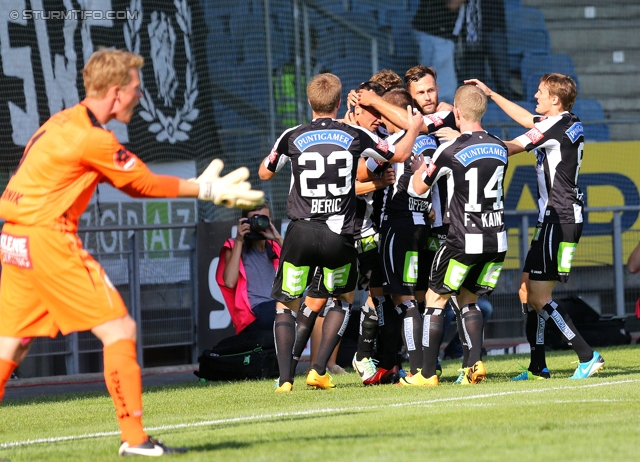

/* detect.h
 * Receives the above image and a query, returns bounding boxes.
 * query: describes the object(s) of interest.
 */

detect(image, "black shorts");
[380,223,430,295]
[272,220,358,303]
[524,222,582,283]
[429,244,506,296]
[355,235,384,291]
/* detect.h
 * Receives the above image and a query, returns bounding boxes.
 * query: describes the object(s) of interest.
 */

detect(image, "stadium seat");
[329,57,373,103]
[483,102,510,138]
[505,6,546,31]
[506,28,551,72]
[520,53,576,84]
[386,10,418,59]
[242,32,288,68]
[572,99,610,142]
[206,32,239,67]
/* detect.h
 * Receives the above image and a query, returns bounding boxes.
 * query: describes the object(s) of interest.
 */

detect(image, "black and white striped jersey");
[265,118,395,235]
[515,112,584,224]
[353,124,391,239]
[370,131,434,226]
[369,111,456,227]
[421,131,509,254]
[422,110,456,134]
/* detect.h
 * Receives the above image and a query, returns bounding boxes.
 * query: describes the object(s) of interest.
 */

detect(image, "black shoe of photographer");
[119,436,188,457]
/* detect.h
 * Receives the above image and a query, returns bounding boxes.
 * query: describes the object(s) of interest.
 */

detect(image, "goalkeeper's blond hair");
[83,49,144,99]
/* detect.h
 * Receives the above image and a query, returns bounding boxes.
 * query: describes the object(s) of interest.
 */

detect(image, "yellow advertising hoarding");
[505,141,640,269]
[503,141,640,269]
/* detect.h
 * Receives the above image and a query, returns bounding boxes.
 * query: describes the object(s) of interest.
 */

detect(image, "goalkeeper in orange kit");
[0,49,263,457]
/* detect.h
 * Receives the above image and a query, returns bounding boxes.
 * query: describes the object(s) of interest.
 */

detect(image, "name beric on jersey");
[311,198,341,213]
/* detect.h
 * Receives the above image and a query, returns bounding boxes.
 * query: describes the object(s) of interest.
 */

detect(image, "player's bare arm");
[387,106,424,163]
[258,156,276,180]
[434,127,461,142]
[436,102,454,112]
[411,161,430,195]
[465,79,535,129]
[358,91,430,133]
[504,139,526,156]
[355,167,395,195]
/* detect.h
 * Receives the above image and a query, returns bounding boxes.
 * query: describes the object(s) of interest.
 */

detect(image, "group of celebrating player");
[260,65,604,392]
[0,46,605,457]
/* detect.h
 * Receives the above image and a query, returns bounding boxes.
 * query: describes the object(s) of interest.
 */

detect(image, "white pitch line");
[1,378,637,449]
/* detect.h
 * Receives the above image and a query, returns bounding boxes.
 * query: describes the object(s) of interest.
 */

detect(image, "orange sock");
[0,358,19,403]
[103,339,147,446]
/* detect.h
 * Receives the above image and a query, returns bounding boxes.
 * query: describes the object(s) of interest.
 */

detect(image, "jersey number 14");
[464,165,505,212]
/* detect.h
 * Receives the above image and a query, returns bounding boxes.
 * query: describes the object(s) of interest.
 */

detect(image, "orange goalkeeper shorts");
[0,224,129,338]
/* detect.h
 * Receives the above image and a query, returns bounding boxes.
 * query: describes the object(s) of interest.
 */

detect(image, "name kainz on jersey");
[463,211,504,227]
[409,197,430,212]
[310,198,342,213]
[482,211,503,227]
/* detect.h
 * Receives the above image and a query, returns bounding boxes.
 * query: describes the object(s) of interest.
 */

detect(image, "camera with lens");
[243,214,271,240]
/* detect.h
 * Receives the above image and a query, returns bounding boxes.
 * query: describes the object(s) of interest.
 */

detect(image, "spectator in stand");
[216,201,283,336]
[412,0,465,104]
[454,0,513,98]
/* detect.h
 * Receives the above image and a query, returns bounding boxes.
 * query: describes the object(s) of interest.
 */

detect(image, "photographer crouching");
[216,201,283,336]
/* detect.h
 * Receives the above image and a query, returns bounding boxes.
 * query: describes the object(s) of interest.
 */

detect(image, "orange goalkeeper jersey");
[0,104,179,232]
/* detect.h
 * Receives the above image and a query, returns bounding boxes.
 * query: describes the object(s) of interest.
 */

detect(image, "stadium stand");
[572,99,611,142]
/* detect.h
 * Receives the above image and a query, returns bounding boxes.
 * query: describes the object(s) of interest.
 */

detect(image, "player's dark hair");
[404,65,438,89]
[539,73,577,111]
[381,87,413,109]
[357,81,386,96]
[370,69,403,90]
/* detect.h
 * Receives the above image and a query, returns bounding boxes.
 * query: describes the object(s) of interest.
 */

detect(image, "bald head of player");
[307,73,342,118]
[453,85,488,129]
[82,49,144,125]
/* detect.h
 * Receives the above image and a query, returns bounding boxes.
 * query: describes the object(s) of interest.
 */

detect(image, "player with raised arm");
[356,66,459,377]
[405,85,509,386]
[0,49,263,457]
[259,73,422,392]
[466,74,604,380]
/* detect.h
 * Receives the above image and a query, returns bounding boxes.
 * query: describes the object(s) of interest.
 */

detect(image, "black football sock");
[312,301,351,375]
[524,304,548,374]
[460,304,484,366]
[541,300,593,363]
[356,301,378,361]
[421,308,445,377]
[274,307,296,385]
[457,315,470,368]
[291,302,319,373]
[417,300,426,316]
[399,300,423,375]
[377,295,401,370]
[450,297,469,367]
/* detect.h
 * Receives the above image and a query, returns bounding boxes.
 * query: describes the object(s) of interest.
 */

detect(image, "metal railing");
[16,205,640,377]
[20,223,198,377]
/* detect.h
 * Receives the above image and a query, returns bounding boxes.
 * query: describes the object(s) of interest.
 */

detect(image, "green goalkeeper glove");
[195,159,264,210]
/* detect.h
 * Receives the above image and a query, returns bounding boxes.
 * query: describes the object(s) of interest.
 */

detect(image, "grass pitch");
[1,345,639,461]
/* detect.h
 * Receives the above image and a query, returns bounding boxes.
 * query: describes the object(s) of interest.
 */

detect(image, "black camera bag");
[195,331,278,381]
